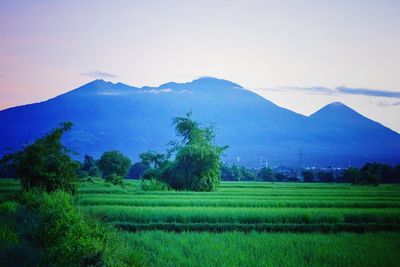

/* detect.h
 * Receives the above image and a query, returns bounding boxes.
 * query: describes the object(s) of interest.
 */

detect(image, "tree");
[220,163,236,181]
[360,163,381,185]
[139,151,168,169]
[380,164,396,183]
[80,155,101,177]
[343,167,361,184]
[0,122,78,193]
[275,173,288,182]
[302,170,315,183]
[396,164,400,183]
[258,167,275,181]
[127,162,148,179]
[220,163,256,181]
[140,113,227,191]
[98,151,131,178]
[316,171,334,183]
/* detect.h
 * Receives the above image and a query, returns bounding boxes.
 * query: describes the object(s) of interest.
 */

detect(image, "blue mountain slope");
[0,78,399,167]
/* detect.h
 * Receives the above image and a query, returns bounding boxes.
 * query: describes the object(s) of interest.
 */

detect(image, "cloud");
[282,86,335,95]
[140,88,173,94]
[264,85,400,99]
[81,70,118,79]
[377,101,400,107]
[336,86,400,98]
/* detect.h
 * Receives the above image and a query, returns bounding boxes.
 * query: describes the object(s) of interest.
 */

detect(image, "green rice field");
[1,179,400,266]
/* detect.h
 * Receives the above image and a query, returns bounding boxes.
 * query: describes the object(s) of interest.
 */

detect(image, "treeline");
[0,113,227,192]
[342,163,400,185]
[74,113,226,191]
[220,163,400,185]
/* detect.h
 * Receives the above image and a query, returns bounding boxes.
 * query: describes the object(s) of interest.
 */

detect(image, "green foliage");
[258,167,275,181]
[1,179,400,266]
[220,163,256,181]
[1,122,78,193]
[342,163,400,185]
[343,167,361,184]
[140,179,171,191]
[0,189,139,266]
[76,180,400,233]
[105,174,124,186]
[98,150,131,178]
[120,232,400,267]
[139,151,168,169]
[140,113,227,191]
[128,162,148,179]
[172,143,222,191]
[0,225,18,248]
[0,201,18,215]
[34,191,103,265]
[80,155,101,178]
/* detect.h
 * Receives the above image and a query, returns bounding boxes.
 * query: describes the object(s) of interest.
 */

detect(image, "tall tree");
[141,113,227,191]
[98,151,131,178]
[1,122,78,193]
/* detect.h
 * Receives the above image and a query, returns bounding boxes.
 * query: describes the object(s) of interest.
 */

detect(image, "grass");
[1,178,400,266]
[119,231,400,267]
[74,180,400,233]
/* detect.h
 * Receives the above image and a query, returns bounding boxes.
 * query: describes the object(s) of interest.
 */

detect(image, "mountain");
[1,78,399,167]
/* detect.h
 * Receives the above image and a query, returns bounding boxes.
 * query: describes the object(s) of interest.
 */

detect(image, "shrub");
[0,201,18,215]
[35,191,142,266]
[140,179,170,191]
[0,225,18,248]
[105,174,124,186]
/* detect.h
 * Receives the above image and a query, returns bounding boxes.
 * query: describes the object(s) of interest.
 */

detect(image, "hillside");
[1,78,399,167]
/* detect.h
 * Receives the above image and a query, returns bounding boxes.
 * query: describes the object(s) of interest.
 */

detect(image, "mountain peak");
[310,101,370,125]
[190,77,243,88]
[158,77,244,91]
[328,101,345,106]
[86,79,114,86]
[313,101,354,114]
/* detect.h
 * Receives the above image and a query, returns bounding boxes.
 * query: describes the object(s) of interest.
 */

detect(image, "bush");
[140,179,170,191]
[105,174,124,186]
[35,191,138,266]
[0,201,18,215]
[0,190,141,266]
[0,225,18,248]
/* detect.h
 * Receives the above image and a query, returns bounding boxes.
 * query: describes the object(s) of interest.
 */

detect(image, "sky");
[0,0,399,132]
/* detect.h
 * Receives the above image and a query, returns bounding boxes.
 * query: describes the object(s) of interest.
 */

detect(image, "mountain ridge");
[0,77,399,167]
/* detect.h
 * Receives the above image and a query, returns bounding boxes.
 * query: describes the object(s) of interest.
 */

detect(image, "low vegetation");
[0,116,399,266]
